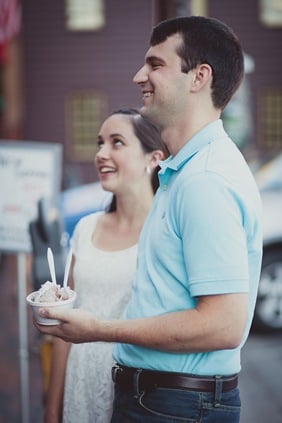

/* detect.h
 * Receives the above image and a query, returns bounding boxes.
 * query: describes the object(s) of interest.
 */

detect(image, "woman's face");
[95,114,150,195]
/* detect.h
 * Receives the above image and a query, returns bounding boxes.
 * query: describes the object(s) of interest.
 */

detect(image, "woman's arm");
[44,337,71,423]
[44,262,75,423]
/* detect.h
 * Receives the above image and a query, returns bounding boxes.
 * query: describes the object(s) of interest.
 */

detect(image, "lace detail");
[63,212,137,422]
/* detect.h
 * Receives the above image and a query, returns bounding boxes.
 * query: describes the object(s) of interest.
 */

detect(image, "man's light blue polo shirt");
[113,119,263,376]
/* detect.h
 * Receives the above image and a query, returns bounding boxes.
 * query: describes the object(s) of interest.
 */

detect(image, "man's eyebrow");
[145,55,165,65]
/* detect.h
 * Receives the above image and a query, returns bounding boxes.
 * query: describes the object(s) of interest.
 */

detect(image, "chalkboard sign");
[0,141,62,253]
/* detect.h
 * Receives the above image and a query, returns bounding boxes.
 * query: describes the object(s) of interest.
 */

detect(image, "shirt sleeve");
[70,211,104,256]
[176,171,249,297]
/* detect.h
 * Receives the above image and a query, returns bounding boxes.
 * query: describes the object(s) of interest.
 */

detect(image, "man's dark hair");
[150,16,244,110]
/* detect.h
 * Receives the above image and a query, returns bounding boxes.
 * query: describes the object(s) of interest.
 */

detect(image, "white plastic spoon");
[63,248,73,289]
[47,247,57,285]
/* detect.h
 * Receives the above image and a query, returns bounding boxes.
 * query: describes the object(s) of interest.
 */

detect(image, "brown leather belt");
[112,364,238,393]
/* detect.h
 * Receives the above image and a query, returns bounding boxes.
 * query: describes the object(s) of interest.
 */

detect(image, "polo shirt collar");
[159,119,226,174]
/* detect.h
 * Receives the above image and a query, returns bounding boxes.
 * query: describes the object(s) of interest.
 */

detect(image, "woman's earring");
[146,165,152,175]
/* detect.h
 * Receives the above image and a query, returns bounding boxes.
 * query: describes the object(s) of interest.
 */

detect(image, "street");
[240,332,282,422]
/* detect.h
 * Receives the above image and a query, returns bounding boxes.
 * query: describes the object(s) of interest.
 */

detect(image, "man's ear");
[190,64,213,92]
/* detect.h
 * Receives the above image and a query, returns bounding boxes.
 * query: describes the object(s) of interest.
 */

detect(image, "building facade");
[2,0,282,187]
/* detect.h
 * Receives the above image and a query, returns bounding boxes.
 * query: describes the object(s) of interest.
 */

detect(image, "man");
[35,16,262,422]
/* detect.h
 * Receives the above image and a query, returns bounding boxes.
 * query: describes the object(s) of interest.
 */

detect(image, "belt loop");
[133,369,143,399]
[214,375,223,407]
[111,363,122,383]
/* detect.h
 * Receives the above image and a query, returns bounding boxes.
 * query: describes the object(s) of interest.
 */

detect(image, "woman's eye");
[113,139,124,147]
[96,140,104,149]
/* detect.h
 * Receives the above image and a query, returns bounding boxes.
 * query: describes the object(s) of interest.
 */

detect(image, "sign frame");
[0,140,62,253]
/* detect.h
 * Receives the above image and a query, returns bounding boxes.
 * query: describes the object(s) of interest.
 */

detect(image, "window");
[66,92,108,161]
[156,0,207,20]
[65,0,105,31]
[260,0,282,27]
[258,89,282,150]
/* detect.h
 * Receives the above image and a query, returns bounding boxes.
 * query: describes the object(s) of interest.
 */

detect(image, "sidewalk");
[0,254,44,423]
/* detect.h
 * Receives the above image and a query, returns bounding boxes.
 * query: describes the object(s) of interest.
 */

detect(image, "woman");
[44,108,166,423]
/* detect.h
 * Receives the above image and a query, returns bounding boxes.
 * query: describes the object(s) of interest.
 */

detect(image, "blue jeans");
[110,383,241,423]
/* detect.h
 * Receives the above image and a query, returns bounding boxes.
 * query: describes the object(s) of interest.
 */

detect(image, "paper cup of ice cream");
[26,281,77,325]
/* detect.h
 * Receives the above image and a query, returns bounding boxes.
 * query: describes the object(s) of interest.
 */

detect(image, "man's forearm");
[101,293,247,352]
[39,292,247,353]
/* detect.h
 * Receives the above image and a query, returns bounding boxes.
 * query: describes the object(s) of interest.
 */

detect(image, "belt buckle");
[112,364,123,382]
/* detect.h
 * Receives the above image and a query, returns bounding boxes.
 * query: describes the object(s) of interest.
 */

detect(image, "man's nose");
[133,65,148,84]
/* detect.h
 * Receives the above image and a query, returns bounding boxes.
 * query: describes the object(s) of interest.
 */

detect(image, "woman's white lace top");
[63,212,138,423]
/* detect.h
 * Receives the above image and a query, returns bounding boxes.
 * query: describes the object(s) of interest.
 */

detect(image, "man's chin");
[140,106,157,123]
[139,105,147,116]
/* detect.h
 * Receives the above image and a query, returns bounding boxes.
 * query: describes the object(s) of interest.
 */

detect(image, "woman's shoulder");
[79,210,105,226]
[72,211,105,238]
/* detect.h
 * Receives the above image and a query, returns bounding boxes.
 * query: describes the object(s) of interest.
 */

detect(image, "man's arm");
[34,292,248,352]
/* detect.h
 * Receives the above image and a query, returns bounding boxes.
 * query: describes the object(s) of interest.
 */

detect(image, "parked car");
[59,181,112,239]
[252,153,282,332]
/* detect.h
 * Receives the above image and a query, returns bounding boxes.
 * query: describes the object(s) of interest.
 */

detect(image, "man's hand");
[33,308,102,343]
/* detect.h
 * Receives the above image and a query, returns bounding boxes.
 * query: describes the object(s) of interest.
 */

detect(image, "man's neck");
[161,111,221,156]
